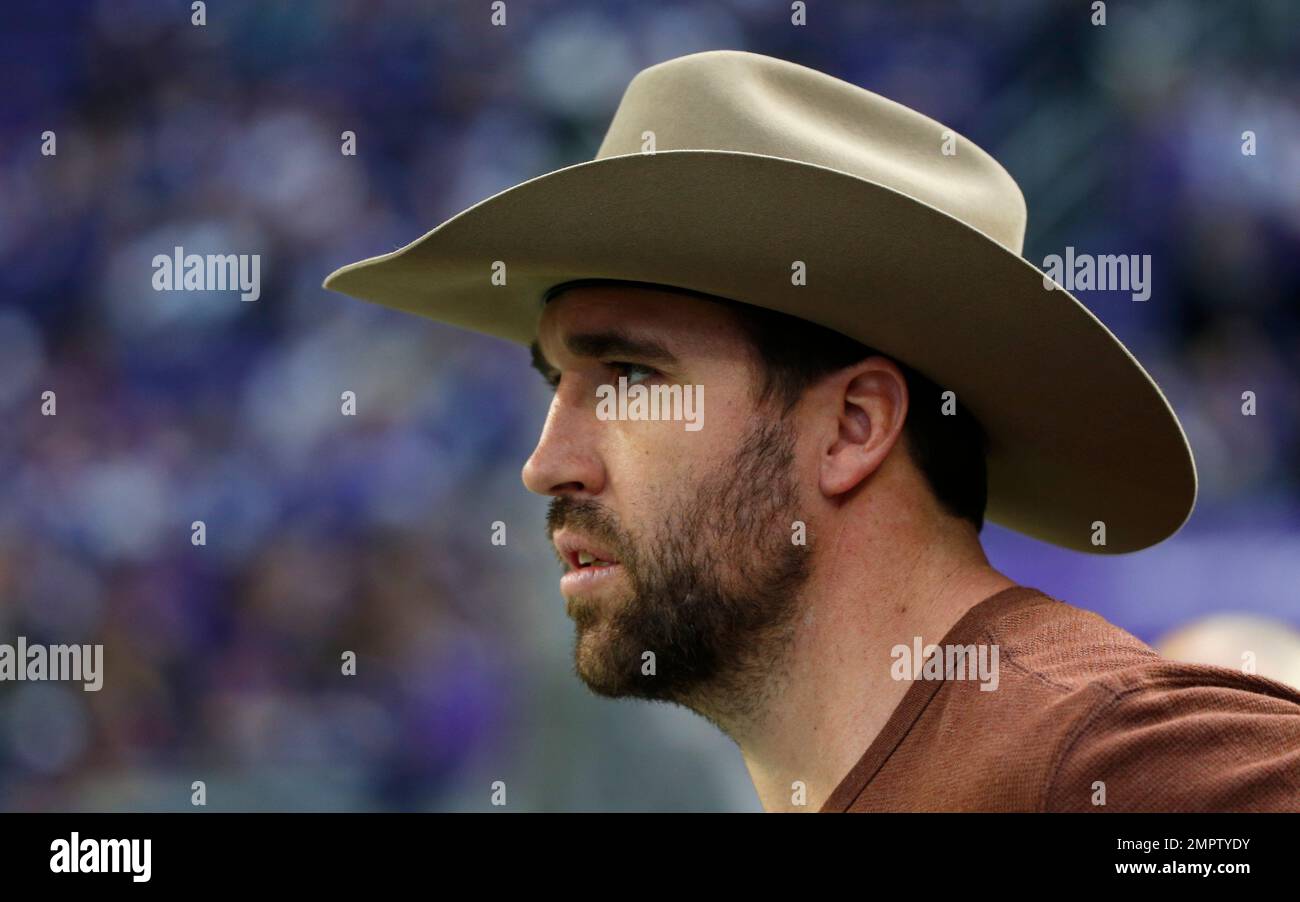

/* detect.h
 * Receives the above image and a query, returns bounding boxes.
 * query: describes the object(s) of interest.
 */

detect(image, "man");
[325,50,1300,811]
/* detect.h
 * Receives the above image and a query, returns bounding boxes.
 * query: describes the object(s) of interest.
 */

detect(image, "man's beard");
[546,417,812,736]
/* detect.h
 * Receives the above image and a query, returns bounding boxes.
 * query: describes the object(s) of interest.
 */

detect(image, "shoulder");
[1041,651,1300,811]
[974,588,1162,695]
[968,589,1300,811]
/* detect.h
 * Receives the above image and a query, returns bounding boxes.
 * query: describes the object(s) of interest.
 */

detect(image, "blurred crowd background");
[0,0,1296,811]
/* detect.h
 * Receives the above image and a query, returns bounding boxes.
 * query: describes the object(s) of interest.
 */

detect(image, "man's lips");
[559,560,624,597]
[552,529,626,597]
[552,530,622,572]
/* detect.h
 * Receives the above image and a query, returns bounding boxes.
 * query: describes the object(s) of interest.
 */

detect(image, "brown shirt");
[820,585,1300,812]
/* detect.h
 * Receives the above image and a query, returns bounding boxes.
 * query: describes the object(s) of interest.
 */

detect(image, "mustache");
[547,497,627,560]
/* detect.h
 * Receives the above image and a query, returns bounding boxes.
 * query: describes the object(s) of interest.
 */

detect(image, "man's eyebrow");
[529,330,679,378]
[529,340,555,380]
[566,330,678,364]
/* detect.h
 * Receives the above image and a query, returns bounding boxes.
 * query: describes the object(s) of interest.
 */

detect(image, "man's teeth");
[577,551,614,567]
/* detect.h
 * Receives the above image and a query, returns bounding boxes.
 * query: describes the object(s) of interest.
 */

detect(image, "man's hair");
[713,296,988,532]
[541,279,989,530]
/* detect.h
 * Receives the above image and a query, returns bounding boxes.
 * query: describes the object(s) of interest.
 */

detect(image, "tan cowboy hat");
[322,49,1197,554]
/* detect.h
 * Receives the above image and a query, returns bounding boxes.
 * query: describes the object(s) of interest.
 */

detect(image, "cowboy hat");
[322,49,1197,554]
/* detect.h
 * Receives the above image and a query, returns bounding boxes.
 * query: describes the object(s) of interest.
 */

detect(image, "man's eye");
[608,362,658,385]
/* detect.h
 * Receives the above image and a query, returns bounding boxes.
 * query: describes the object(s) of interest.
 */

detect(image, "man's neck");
[730,521,1017,812]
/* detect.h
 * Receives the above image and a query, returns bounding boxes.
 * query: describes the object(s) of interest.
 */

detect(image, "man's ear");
[819,356,909,498]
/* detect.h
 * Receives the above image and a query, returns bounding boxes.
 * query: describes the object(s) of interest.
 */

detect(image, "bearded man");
[325,51,1300,812]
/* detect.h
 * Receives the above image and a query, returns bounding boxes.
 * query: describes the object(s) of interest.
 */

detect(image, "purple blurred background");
[0,0,1297,810]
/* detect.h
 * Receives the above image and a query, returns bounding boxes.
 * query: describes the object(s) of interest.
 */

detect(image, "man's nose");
[521,387,606,498]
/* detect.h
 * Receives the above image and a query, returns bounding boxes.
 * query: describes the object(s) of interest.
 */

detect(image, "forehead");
[535,283,747,362]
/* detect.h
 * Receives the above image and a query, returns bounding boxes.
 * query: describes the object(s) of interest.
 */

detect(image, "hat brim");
[323,149,1197,554]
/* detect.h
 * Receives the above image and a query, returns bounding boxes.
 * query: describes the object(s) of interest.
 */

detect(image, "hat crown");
[596,50,1027,254]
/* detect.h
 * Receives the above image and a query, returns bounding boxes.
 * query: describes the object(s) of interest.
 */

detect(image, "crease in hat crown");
[594,50,1028,254]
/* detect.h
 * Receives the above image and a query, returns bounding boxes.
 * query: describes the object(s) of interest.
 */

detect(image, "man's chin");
[572,624,629,697]
[572,622,664,701]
